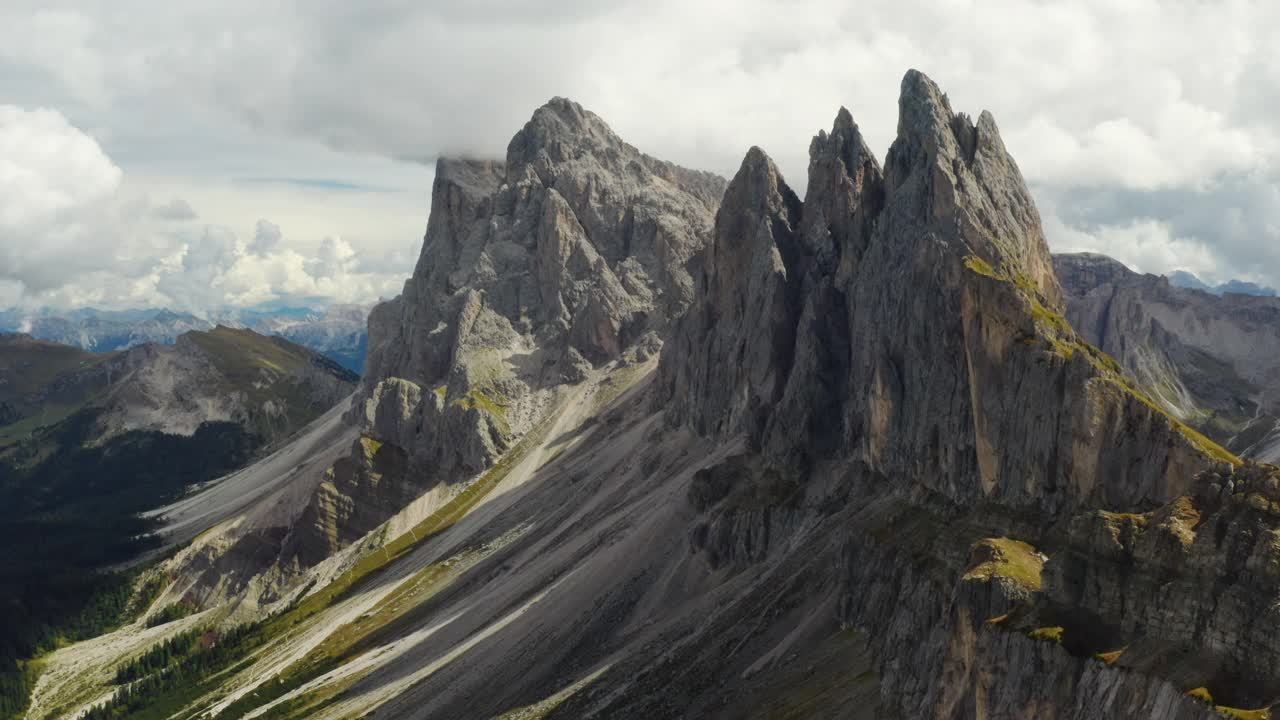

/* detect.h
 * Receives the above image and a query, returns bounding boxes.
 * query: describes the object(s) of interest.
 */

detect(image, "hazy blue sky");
[3,0,1279,311]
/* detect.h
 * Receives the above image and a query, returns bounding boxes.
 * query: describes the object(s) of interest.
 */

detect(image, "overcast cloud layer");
[2,0,1279,312]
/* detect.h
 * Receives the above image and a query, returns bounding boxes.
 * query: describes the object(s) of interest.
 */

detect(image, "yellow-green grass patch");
[963,538,1045,592]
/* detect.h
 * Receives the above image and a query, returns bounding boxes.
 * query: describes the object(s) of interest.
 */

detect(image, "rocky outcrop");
[1055,252,1280,463]
[1045,464,1280,707]
[289,436,412,565]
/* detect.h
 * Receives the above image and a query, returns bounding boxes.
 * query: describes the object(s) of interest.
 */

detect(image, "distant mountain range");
[1166,269,1277,297]
[0,304,373,374]
[0,326,357,462]
[1057,252,1280,464]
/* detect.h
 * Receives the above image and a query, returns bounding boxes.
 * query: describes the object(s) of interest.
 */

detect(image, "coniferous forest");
[0,410,260,718]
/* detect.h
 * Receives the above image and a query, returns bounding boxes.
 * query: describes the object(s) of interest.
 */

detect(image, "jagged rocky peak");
[803,107,884,273]
[885,69,1061,305]
[408,157,506,280]
[504,96,625,183]
[506,97,727,209]
[366,95,727,402]
[302,97,727,562]
[660,146,802,438]
[662,68,1223,512]
[661,112,887,445]
[39,71,1280,720]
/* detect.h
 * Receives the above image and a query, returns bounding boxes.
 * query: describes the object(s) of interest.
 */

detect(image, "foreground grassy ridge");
[212,546,492,719]
[962,253,1241,467]
[76,362,635,719]
[217,394,566,717]
[245,671,369,720]
[312,397,560,615]
[87,390,570,720]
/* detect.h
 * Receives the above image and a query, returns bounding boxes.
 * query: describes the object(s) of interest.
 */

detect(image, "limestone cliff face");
[1056,252,1280,464]
[661,110,886,456]
[292,99,726,560]
[662,70,1215,515]
[659,147,804,440]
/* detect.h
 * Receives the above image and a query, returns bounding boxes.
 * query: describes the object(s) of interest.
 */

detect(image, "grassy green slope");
[185,326,359,443]
[0,334,114,401]
[0,334,117,450]
[186,326,316,379]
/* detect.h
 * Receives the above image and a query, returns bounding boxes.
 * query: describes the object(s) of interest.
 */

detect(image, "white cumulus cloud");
[0,104,406,311]
[4,1,1280,294]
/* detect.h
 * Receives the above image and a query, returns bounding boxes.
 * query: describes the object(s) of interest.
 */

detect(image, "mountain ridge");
[1167,268,1277,297]
[1,325,357,459]
[22,72,1280,720]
